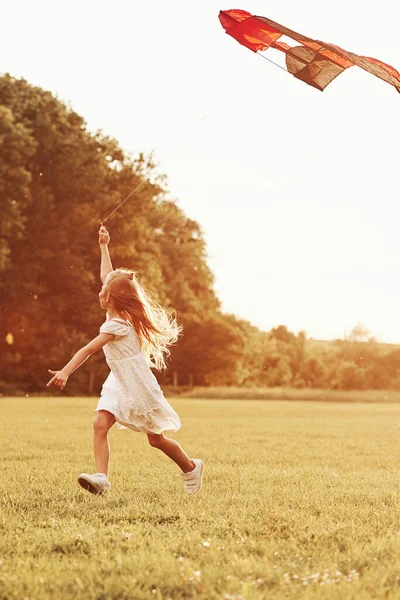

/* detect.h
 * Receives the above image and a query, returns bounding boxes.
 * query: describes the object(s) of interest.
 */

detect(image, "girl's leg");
[93,410,116,476]
[147,434,195,473]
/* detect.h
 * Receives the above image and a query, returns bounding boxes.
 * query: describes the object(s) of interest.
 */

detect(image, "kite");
[219,9,400,93]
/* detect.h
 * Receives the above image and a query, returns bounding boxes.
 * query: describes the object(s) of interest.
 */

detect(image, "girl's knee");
[147,434,164,449]
[93,411,114,434]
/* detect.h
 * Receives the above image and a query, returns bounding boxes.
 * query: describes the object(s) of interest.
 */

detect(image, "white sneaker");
[182,459,204,495]
[78,473,111,495]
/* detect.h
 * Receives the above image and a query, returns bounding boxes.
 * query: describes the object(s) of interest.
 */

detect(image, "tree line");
[1,74,400,395]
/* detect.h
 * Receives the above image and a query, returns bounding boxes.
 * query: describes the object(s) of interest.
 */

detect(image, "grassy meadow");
[1,395,400,599]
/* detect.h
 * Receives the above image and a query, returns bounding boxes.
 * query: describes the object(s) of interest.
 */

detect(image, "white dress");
[95,318,181,434]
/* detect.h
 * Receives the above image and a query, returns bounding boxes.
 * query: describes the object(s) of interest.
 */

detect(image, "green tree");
[0,104,36,270]
[332,362,368,390]
[169,312,245,386]
[0,75,222,393]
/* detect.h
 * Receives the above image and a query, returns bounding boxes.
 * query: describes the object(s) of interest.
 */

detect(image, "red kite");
[219,9,400,92]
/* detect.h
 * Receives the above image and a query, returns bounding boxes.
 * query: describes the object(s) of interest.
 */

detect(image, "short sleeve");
[100,319,131,337]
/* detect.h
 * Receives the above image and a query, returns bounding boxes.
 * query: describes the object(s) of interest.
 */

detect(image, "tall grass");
[1,396,400,599]
[170,386,400,403]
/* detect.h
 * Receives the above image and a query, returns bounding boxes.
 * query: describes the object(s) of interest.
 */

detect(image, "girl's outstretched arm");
[99,225,113,283]
[47,333,114,390]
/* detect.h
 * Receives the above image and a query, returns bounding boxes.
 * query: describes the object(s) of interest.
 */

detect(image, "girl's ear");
[105,292,111,304]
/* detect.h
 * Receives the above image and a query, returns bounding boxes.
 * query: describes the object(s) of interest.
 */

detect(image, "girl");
[47,226,203,496]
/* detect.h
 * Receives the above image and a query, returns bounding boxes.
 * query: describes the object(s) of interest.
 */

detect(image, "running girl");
[47,226,203,496]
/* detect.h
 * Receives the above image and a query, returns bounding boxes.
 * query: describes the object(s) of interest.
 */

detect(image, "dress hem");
[95,406,181,435]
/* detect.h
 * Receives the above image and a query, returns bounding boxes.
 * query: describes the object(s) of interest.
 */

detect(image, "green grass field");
[1,396,400,600]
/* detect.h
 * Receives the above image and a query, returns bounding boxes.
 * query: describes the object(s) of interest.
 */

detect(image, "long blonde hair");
[105,269,181,370]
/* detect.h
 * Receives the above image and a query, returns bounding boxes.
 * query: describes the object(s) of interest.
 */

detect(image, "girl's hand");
[47,369,69,390]
[99,225,110,247]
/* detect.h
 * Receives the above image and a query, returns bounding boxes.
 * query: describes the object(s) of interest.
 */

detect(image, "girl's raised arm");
[47,333,113,390]
[99,225,113,283]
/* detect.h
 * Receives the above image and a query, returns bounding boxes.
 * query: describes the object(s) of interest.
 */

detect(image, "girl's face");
[99,284,110,310]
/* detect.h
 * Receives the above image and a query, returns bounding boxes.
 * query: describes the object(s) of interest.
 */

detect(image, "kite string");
[101,57,285,226]
[257,51,290,75]
[100,113,207,225]
[101,179,146,225]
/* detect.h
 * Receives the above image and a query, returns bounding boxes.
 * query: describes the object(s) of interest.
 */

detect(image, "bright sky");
[2,0,400,342]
